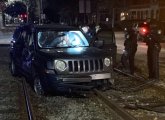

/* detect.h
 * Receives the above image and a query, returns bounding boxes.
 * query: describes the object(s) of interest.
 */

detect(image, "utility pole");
[112,8,115,28]
[112,0,115,28]
[39,0,43,24]
[84,0,86,24]
[39,0,46,24]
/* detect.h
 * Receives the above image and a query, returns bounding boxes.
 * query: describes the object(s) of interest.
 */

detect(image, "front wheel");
[33,76,46,96]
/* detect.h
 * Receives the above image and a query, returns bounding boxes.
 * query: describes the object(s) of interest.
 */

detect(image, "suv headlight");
[104,58,110,67]
[54,60,67,72]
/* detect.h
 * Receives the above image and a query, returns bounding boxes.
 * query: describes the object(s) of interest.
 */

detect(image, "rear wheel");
[33,76,46,96]
[10,59,19,76]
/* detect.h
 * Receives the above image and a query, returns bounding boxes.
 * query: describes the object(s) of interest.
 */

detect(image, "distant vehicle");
[9,24,115,95]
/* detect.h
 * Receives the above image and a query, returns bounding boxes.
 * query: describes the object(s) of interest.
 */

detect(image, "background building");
[125,0,165,21]
[1,0,165,29]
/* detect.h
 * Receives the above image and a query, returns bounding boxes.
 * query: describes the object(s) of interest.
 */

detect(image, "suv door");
[10,27,25,76]
[96,29,117,66]
[22,31,33,74]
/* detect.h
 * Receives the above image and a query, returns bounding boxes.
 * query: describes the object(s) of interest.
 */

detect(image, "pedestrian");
[121,25,138,74]
[138,20,161,79]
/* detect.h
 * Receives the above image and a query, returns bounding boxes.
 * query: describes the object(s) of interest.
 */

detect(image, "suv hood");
[39,47,111,59]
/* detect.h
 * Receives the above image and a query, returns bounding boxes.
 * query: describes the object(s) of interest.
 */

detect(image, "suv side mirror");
[94,40,104,48]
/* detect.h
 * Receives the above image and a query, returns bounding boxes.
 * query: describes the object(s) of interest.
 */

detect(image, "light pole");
[39,0,43,24]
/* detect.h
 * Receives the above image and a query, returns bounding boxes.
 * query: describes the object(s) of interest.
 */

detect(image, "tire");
[33,76,46,96]
[10,59,19,76]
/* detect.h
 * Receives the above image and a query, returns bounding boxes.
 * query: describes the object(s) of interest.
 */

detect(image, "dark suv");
[10,24,115,95]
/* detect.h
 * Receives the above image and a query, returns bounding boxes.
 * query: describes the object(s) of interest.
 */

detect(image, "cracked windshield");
[38,30,89,48]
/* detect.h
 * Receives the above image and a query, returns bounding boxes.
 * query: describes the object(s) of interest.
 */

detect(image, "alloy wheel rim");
[11,61,15,74]
[34,77,44,95]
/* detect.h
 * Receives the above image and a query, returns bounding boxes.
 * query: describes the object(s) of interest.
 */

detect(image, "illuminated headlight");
[54,60,67,71]
[104,58,110,67]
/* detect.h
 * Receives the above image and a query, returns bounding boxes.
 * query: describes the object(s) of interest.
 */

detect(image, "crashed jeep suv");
[10,24,114,95]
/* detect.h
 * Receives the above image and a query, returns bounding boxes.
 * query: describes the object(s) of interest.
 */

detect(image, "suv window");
[37,30,89,48]
[96,30,115,44]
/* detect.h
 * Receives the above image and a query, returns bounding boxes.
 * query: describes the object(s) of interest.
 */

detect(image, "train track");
[113,68,165,94]
[22,78,34,120]
[100,67,165,119]
[86,67,165,120]
[0,46,35,120]
[93,89,137,120]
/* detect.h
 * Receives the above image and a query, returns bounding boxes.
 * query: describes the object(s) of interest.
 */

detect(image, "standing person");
[138,20,161,79]
[121,25,138,74]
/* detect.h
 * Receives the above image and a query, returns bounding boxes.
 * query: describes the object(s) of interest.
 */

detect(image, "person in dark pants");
[139,20,161,79]
[146,35,161,79]
[121,26,138,74]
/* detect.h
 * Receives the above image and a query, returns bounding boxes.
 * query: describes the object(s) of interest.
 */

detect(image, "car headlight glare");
[54,60,67,71]
[104,58,110,67]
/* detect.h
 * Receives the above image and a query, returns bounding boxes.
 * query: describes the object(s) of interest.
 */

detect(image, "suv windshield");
[38,30,89,48]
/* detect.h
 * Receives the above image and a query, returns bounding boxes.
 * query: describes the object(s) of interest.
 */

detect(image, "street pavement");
[0,31,13,45]
[115,31,165,53]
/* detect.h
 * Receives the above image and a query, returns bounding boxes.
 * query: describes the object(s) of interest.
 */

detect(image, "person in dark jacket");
[121,26,138,74]
[139,20,161,79]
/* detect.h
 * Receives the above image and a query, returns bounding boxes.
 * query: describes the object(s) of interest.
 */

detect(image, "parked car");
[10,23,115,95]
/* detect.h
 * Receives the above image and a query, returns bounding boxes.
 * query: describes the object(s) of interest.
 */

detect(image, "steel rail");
[113,68,146,81]
[113,67,165,113]
[93,89,137,120]
[124,103,165,113]
[113,68,165,95]
[22,79,34,120]
[113,68,160,91]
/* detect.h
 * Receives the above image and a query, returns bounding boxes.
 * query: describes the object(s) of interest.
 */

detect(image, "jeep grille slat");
[68,59,104,73]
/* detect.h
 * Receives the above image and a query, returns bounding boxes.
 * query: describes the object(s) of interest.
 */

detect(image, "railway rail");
[93,89,137,120]
[103,67,165,118]
[22,78,34,120]
[113,68,165,94]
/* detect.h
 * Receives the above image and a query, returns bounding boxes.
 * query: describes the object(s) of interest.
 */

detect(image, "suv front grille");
[68,59,104,73]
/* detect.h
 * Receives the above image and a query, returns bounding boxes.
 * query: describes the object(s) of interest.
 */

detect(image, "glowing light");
[24,14,27,18]
[139,27,148,35]
[142,28,147,32]
[67,47,83,55]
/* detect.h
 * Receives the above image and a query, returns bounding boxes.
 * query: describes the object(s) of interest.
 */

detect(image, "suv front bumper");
[42,72,111,91]
[61,73,111,83]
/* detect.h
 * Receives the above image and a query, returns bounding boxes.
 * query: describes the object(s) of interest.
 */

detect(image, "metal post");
[26,3,29,23]
[112,8,115,28]
[96,0,99,25]
[111,0,115,28]
[84,0,86,24]
[39,0,43,24]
